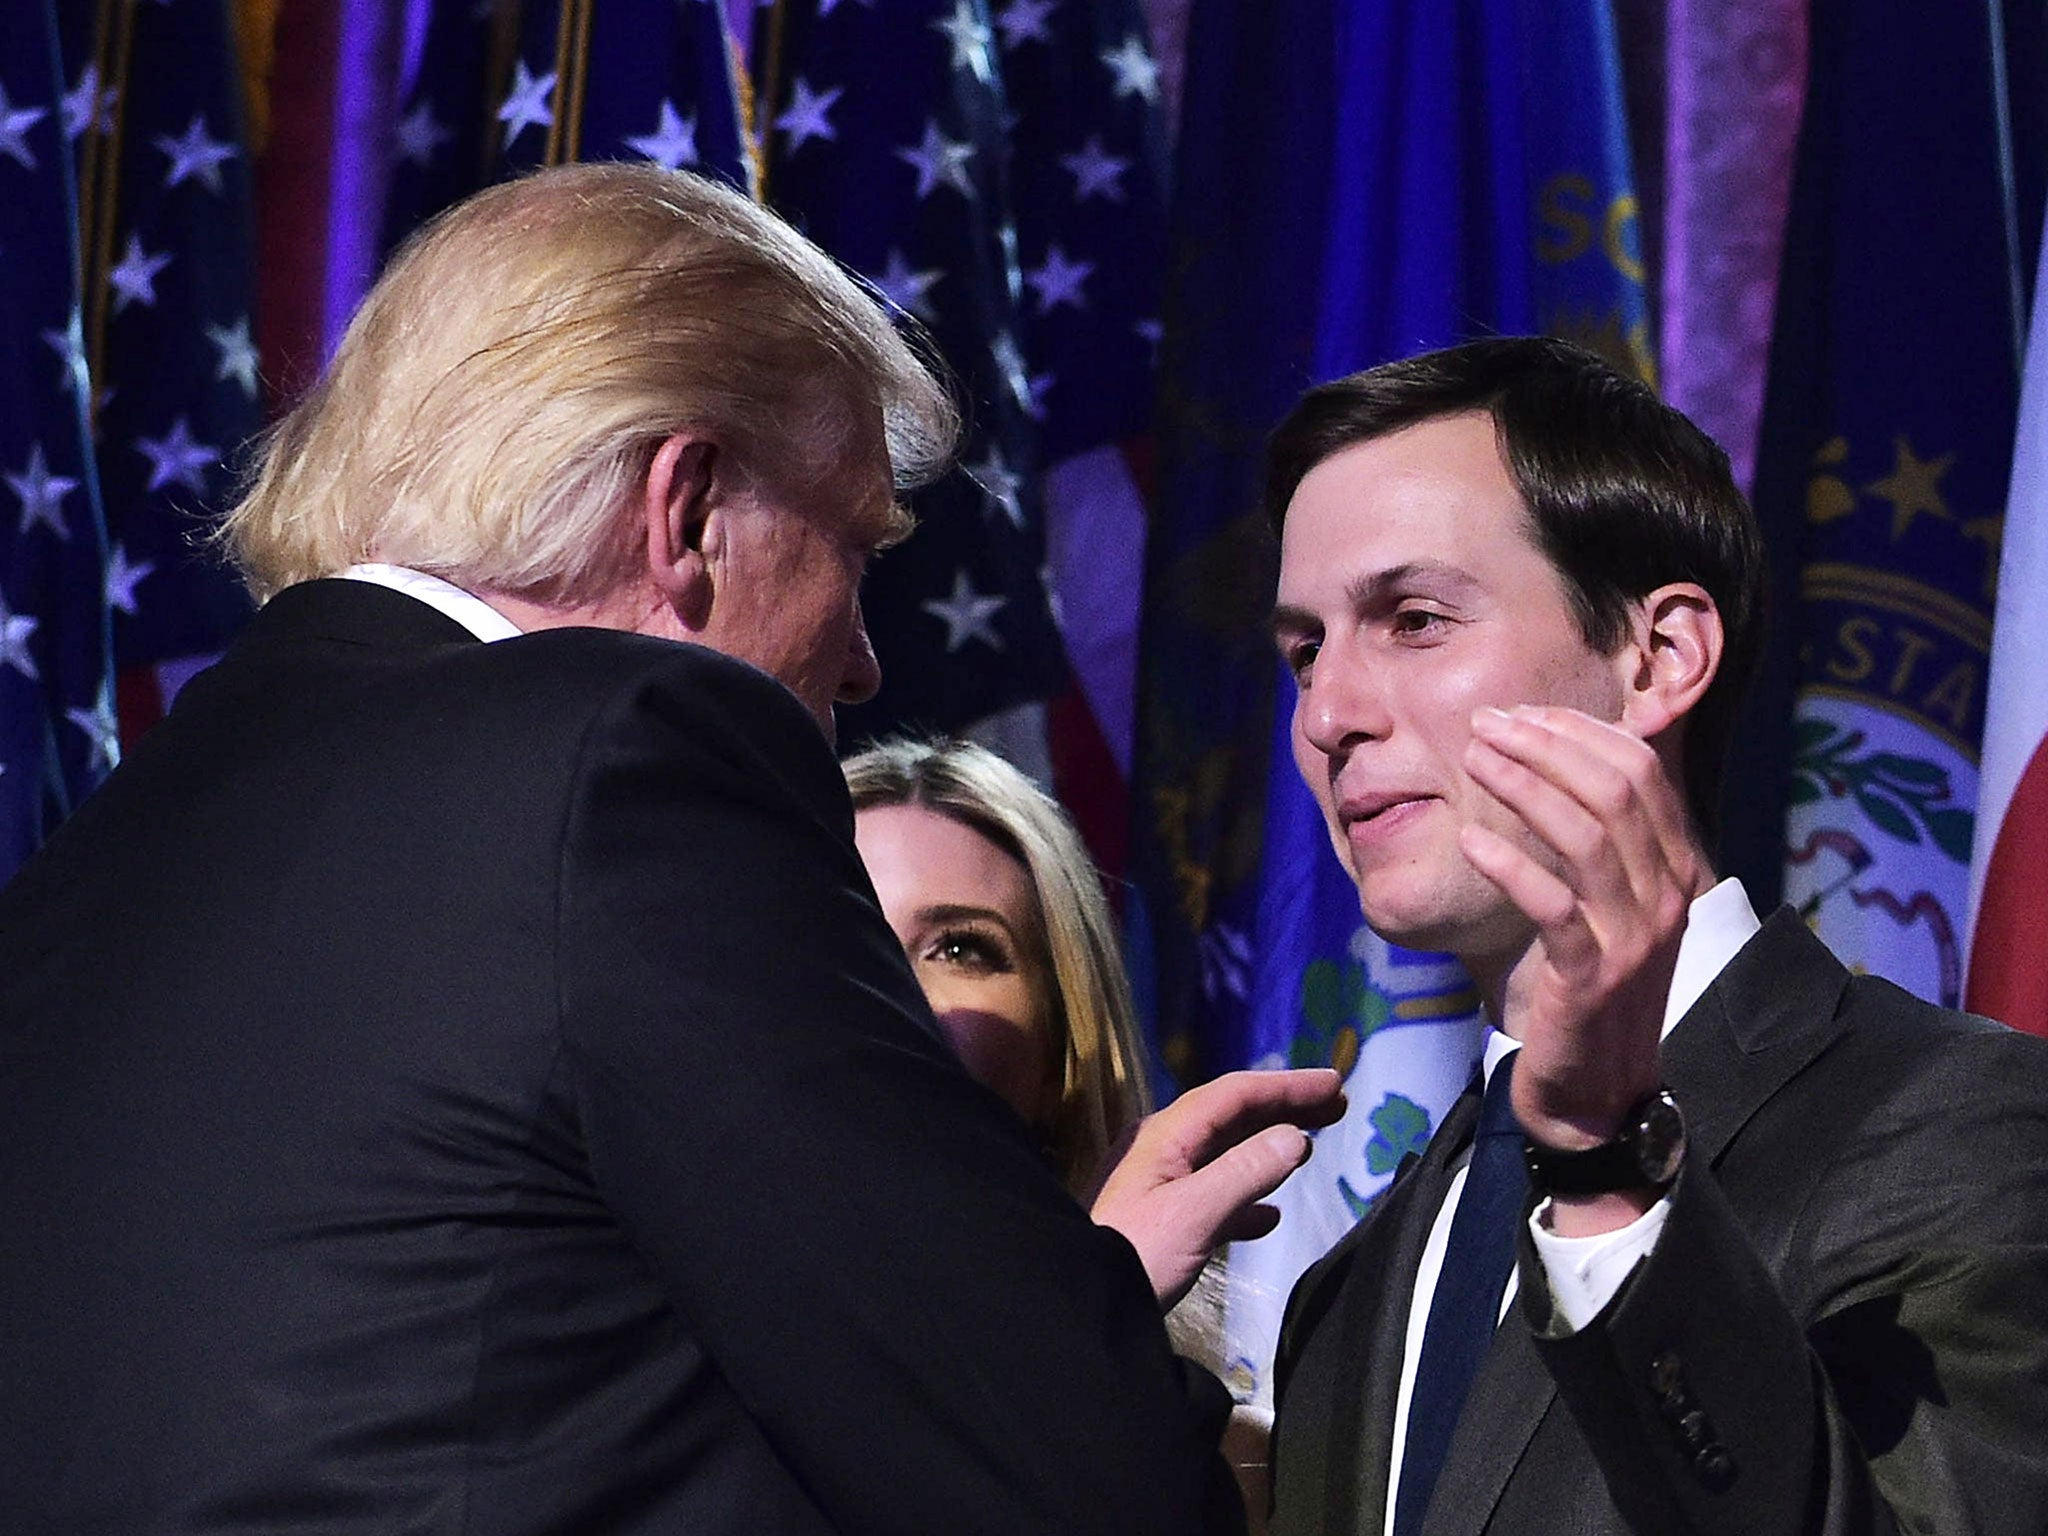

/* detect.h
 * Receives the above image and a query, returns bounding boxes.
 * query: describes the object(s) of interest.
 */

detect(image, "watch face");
[1635,1093,1686,1186]
[1524,1089,1688,1195]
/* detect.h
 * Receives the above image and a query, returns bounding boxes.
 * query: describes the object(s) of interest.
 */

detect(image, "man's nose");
[838,601,882,705]
[1296,645,1388,758]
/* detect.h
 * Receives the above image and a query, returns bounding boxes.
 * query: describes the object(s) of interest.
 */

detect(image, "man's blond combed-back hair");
[223,163,957,603]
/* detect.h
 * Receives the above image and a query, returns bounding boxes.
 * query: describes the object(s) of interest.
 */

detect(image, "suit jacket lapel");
[1662,906,1853,1167]
[1418,1317,1554,1536]
[1279,1082,1483,1536]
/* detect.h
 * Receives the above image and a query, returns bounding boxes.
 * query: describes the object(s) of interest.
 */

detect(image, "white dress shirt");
[338,563,524,642]
[1381,877,1762,1536]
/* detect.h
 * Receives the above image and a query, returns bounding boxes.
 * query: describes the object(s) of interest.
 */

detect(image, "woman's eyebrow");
[914,902,1014,932]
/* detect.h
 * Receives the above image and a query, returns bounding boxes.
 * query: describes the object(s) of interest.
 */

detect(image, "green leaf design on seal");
[1854,789,1919,844]
[1293,958,1393,1072]
[1337,1177,1373,1221]
[1364,1093,1432,1175]
[1926,807,1976,863]
[1299,959,1358,1037]
[1794,717,1841,753]
[1791,721,1973,864]
[1865,753,1947,788]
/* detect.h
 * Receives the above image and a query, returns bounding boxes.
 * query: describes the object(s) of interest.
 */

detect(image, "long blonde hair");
[843,738,1152,1194]
[222,163,955,603]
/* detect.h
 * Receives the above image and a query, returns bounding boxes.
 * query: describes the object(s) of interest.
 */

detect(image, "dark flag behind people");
[380,2,503,246]
[757,0,1069,745]
[992,0,1171,880]
[61,0,259,739]
[1129,0,1652,1406]
[1739,1,2031,1009]
[383,0,751,255]
[0,2,115,881]
[499,0,751,184]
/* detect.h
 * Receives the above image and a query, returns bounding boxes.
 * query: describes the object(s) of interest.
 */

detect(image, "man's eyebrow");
[1268,603,1319,640]
[1272,559,1479,624]
[1351,560,1479,601]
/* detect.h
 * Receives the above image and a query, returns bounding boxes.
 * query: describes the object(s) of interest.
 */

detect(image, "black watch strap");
[1523,1088,1685,1196]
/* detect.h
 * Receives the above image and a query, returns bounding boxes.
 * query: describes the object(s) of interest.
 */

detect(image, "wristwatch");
[1523,1088,1686,1196]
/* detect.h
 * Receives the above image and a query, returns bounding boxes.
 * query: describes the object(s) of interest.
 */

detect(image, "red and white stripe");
[1965,213,2048,1039]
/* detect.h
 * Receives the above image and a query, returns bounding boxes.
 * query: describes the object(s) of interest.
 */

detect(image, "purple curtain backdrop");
[1660,0,1807,492]
[324,0,407,355]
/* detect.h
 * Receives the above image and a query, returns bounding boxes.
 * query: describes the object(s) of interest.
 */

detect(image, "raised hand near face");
[1457,704,1711,1232]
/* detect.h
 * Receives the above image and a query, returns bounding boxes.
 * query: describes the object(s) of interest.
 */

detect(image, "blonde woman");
[845,736,1150,1199]
[846,738,1339,1530]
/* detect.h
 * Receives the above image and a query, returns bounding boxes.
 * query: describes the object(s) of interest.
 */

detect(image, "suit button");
[1650,1353,1684,1395]
[1695,1444,1736,1492]
[1677,1410,1713,1451]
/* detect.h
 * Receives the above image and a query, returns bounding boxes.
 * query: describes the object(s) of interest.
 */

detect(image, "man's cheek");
[1290,706,1320,781]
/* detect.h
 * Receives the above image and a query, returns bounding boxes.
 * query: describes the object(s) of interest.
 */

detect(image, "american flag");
[382,2,506,245]
[1,2,115,880]
[384,0,752,255]
[64,0,260,740]
[755,0,1093,747]
[985,0,1169,878]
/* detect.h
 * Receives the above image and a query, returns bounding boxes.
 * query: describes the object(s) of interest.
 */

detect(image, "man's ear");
[1618,582,1722,739]
[643,434,721,631]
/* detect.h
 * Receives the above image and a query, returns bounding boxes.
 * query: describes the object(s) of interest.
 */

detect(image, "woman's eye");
[1286,639,1320,680]
[930,929,1012,973]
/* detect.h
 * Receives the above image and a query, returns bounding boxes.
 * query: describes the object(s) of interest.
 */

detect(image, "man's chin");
[1358,909,1468,957]
[1352,873,1494,958]
[1358,893,1538,995]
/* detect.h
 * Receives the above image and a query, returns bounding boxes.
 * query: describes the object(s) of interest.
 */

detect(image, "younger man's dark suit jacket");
[1270,908,2048,1536]
[0,580,1237,1535]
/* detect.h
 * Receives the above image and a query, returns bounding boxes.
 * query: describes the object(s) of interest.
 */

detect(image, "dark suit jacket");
[0,580,1237,1535]
[1271,908,2048,1535]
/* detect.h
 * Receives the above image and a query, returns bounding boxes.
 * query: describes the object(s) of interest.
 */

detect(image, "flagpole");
[1987,0,2027,369]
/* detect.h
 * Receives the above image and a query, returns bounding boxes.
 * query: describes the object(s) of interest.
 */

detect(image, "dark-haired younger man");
[1265,337,2048,1536]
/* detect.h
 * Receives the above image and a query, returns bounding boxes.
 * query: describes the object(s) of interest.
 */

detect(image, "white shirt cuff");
[1527,1193,1672,1331]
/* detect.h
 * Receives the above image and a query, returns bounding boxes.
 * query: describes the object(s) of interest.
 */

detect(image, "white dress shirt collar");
[1662,875,1763,1034]
[338,564,523,643]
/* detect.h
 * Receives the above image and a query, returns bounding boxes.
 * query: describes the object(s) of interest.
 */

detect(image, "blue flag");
[1129,0,1653,1404]
[0,2,115,880]
[758,0,1069,742]
[1740,2,2031,1008]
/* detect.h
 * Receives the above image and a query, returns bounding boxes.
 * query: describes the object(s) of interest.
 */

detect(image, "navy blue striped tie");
[1393,1053,1524,1536]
